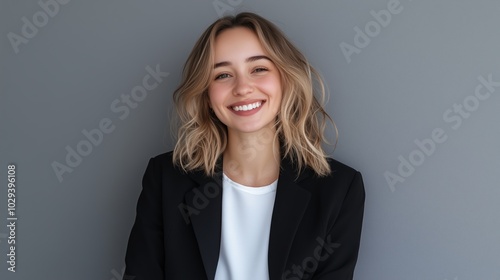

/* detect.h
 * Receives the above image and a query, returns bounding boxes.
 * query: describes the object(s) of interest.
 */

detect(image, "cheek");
[258,74,282,96]
[208,86,225,108]
[263,75,282,112]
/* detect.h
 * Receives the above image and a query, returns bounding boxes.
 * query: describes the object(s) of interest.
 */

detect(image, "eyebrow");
[213,55,272,69]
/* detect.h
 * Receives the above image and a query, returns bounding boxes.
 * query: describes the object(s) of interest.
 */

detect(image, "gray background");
[1,0,499,279]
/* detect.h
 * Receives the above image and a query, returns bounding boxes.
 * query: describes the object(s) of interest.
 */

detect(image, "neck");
[223,126,280,187]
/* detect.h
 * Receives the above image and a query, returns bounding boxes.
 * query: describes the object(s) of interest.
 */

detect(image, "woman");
[124,12,365,280]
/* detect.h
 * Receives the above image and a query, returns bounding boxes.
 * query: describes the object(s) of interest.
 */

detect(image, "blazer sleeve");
[123,157,165,280]
[313,171,365,280]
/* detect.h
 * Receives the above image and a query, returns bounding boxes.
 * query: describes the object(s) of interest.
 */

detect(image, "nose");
[233,74,253,96]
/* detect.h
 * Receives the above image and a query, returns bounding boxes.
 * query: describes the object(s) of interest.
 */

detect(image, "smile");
[231,101,263,112]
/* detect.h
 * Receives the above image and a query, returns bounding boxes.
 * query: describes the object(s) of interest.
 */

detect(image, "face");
[208,27,282,135]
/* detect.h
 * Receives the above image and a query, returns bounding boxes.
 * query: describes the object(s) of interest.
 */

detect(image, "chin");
[230,122,275,134]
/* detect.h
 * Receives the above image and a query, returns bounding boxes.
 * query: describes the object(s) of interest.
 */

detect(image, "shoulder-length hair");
[172,12,337,177]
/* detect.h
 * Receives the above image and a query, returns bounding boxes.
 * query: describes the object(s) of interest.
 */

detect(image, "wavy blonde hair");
[172,12,337,176]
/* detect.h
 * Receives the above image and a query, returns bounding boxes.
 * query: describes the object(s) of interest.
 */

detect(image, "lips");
[232,101,262,111]
[228,100,265,112]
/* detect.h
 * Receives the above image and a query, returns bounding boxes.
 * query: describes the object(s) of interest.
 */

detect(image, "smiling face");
[208,27,282,135]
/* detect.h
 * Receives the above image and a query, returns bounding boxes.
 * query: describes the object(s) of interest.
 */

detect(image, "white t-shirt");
[214,173,278,280]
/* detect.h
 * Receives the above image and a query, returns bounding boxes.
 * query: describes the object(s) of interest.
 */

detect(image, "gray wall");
[1,0,499,279]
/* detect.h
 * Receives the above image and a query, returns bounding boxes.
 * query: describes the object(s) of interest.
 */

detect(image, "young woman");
[124,12,365,280]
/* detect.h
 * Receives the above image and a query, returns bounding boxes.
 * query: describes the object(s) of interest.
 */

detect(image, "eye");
[215,73,231,80]
[253,67,268,73]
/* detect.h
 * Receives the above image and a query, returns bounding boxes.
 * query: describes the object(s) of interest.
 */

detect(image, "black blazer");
[124,152,365,280]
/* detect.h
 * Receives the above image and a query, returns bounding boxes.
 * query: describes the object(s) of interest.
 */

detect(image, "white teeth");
[232,101,262,112]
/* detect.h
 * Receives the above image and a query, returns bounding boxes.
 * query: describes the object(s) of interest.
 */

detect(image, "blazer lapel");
[183,156,312,280]
[268,158,312,279]
[184,169,223,280]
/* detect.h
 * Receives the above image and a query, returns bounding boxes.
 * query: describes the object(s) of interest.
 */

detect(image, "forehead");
[213,27,266,60]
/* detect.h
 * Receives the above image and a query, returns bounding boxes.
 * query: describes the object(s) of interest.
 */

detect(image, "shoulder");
[149,151,174,165]
[327,157,359,173]
[294,157,361,185]
[147,151,183,173]
[325,157,362,185]
[146,151,207,183]
[295,157,364,199]
[141,151,207,200]
[143,151,185,179]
